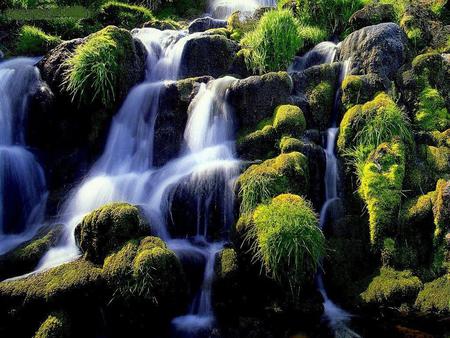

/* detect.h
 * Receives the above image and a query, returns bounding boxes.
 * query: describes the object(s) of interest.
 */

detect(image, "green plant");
[249,194,324,294]
[415,86,449,132]
[98,1,154,29]
[415,274,450,314]
[242,9,303,74]
[16,25,61,55]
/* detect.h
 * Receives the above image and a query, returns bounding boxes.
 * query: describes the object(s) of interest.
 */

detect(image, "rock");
[0,224,63,281]
[74,203,150,263]
[143,18,182,30]
[188,16,227,33]
[273,104,306,138]
[237,123,278,161]
[415,274,450,315]
[229,72,293,130]
[341,73,386,110]
[349,3,396,31]
[180,34,239,78]
[33,312,70,338]
[338,23,409,81]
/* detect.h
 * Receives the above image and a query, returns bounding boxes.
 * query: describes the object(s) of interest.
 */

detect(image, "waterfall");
[288,41,339,73]
[208,0,277,19]
[0,58,48,254]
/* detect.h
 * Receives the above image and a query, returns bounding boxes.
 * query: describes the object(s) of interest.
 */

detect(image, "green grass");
[16,24,62,55]
[242,9,303,74]
[5,5,92,20]
[97,1,154,30]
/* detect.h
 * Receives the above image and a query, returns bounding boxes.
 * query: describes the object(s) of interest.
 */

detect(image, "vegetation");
[273,104,306,138]
[34,312,70,338]
[242,9,303,74]
[249,194,324,294]
[97,1,154,30]
[415,87,449,132]
[15,25,61,55]
[415,275,450,314]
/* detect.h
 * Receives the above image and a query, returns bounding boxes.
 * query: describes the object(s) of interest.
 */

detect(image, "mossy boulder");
[96,2,154,30]
[307,81,334,130]
[33,312,70,338]
[341,74,385,110]
[415,274,450,315]
[349,3,396,31]
[273,104,306,138]
[361,267,423,307]
[415,87,449,132]
[188,16,227,33]
[359,140,406,249]
[74,203,149,263]
[237,152,309,213]
[0,225,63,281]
[143,18,183,30]
[16,25,62,56]
[237,122,277,160]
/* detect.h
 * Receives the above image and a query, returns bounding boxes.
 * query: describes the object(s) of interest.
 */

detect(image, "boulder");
[338,23,409,81]
[188,16,227,33]
[180,34,239,78]
[349,3,396,31]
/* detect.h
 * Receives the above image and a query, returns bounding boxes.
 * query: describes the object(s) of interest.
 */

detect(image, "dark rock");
[338,23,409,81]
[349,3,396,30]
[180,34,240,78]
[188,16,227,33]
[229,72,293,130]
[143,19,182,30]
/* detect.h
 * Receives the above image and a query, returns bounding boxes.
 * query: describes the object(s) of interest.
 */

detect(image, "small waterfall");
[208,0,277,19]
[288,41,338,73]
[0,58,48,254]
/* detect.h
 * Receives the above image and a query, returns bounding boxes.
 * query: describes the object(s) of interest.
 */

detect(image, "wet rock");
[143,19,182,30]
[338,23,409,81]
[188,16,227,33]
[349,3,396,30]
[180,34,240,78]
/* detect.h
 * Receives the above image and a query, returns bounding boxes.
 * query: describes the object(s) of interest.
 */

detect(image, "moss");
[415,86,449,132]
[63,25,136,106]
[359,140,406,249]
[400,192,434,225]
[0,259,103,303]
[431,129,450,148]
[237,124,277,160]
[237,152,309,213]
[381,238,396,267]
[431,179,450,273]
[361,267,423,307]
[419,145,450,175]
[415,274,450,314]
[203,27,230,37]
[250,194,324,294]
[273,104,306,138]
[33,312,69,338]
[279,137,304,154]
[75,202,148,263]
[97,1,154,30]
[400,14,425,49]
[341,74,385,110]
[16,25,62,56]
[307,81,334,130]
[143,18,182,30]
[215,248,238,279]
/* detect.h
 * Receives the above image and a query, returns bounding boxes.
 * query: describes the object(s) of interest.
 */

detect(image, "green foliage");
[361,267,423,306]
[273,104,306,138]
[154,0,206,18]
[242,9,303,74]
[415,274,450,314]
[308,81,335,129]
[381,237,396,267]
[237,152,309,214]
[249,194,324,294]
[298,25,328,48]
[15,25,61,55]
[215,248,238,279]
[415,87,449,132]
[279,137,303,154]
[34,312,69,338]
[64,25,134,105]
[97,1,154,30]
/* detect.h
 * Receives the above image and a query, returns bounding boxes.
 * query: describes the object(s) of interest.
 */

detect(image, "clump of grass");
[248,194,324,295]
[16,25,61,55]
[242,9,303,74]
[98,1,154,30]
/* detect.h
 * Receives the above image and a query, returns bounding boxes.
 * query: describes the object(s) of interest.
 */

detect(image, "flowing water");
[208,0,277,19]
[288,41,338,73]
[0,58,48,254]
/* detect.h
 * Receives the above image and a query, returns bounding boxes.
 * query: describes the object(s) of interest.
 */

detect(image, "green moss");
[381,238,396,267]
[237,124,277,160]
[279,136,304,154]
[33,312,69,338]
[16,25,61,55]
[75,202,148,263]
[308,81,334,129]
[215,248,238,279]
[359,140,406,248]
[415,87,449,132]
[0,259,102,303]
[237,152,309,214]
[143,18,182,30]
[400,192,434,225]
[419,145,450,175]
[98,1,153,30]
[273,104,306,138]
[415,274,450,314]
[250,194,324,294]
[63,25,135,106]
[203,27,230,37]
[361,267,423,306]
[341,75,364,110]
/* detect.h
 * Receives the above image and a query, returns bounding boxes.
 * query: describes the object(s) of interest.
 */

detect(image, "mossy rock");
[415,274,450,315]
[143,18,183,30]
[273,104,306,138]
[33,312,70,338]
[96,2,154,30]
[237,152,309,213]
[359,140,406,249]
[237,121,277,160]
[349,3,396,31]
[203,28,230,37]
[307,81,335,130]
[74,203,149,263]
[415,86,449,132]
[361,267,423,307]
[0,225,63,281]
[16,25,62,56]
[341,74,385,110]
[279,137,304,154]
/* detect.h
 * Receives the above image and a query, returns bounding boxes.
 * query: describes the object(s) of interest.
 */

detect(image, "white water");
[0,58,48,254]
[208,0,277,19]
[288,41,338,73]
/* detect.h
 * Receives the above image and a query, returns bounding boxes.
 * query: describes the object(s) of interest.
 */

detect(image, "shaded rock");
[188,16,227,33]
[180,34,239,78]
[349,3,396,31]
[229,72,293,130]
[341,73,386,110]
[33,312,70,338]
[338,23,409,81]
[143,18,182,30]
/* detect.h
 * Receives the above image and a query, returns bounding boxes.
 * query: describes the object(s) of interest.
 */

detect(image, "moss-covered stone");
[273,104,306,138]
[237,152,309,213]
[203,27,230,37]
[97,2,154,30]
[359,140,406,249]
[307,81,334,130]
[279,137,304,154]
[431,179,450,273]
[341,74,385,110]
[361,267,423,307]
[415,274,450,315]
[237,123,277,160]
[74,203,149,263]
[143,18,182,30]
[415,86,449,132]
[33,312,69,338]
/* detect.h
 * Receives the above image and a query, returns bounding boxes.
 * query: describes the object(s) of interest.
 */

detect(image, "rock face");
[180,34,239,78]
[349,3,396,30]
[338,23,409,80]
[188,16,227,33]
[229,72,293,130]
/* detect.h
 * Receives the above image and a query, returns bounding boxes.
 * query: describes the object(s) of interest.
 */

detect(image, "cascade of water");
[0,58,48,254]
[288,41,339,73]
[208,0,277,19]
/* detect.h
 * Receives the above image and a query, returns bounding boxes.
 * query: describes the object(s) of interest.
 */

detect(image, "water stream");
[208,0,277,19]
